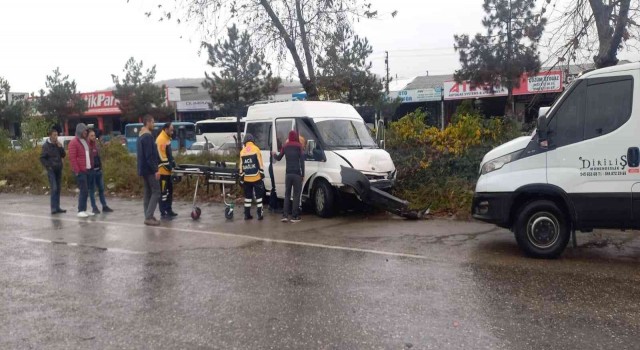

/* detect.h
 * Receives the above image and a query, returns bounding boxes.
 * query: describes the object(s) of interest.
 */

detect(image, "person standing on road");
[40,128,67,215]
[239,133,265,220]
[87,129,114,215]
[68,123,93,218]
[272,130,305,223]
[156,122,178,219]
[137,115,161,226]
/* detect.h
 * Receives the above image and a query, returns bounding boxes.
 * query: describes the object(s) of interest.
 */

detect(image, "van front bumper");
[472,192,513,228]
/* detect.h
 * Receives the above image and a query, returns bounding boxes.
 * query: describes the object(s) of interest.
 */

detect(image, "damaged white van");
[473,62,640,258]
[244,101,400,217]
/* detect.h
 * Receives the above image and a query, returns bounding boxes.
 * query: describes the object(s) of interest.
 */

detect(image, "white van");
[244,101,397,217]
[472,62,640,258]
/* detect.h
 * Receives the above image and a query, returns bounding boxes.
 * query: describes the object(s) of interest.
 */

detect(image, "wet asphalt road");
[1,194,640,349]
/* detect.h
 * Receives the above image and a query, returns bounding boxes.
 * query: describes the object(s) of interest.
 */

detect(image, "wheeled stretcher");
[172,163,240,220]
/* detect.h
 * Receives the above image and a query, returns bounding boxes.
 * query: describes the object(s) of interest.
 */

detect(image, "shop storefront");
[176,100,221,122]
[389,87,444,127]
[443,70,564,124]
[65,90,122,136]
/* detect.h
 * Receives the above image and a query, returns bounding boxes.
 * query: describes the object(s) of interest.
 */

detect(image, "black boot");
[257,207,264,221]
[244,207,253,220]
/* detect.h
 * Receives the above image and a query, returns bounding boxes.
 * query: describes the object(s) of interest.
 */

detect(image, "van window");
[584,76,633,140]
[276,119,294,151]
[246,122,271,150]
[297,118,323,160]
[548,80,586,148]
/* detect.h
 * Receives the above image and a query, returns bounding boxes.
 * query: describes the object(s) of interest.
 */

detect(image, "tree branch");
[259,0,310,89]
[295,0,317,84]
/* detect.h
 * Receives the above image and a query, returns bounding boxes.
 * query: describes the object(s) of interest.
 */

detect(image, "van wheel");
[313,180,335,218]
[514,200,570,259]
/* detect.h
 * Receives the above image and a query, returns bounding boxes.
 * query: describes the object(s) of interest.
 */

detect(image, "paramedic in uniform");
[239,133,266,220]
[157,122,178,219]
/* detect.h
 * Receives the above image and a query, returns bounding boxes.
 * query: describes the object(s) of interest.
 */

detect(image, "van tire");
[514,200,570,259]
[313,180,335,218]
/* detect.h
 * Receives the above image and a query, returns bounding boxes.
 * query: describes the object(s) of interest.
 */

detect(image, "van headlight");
[480,150,522,175]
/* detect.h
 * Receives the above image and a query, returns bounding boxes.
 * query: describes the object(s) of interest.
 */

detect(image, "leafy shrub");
[0,139,243,204]
[387,109,520,217]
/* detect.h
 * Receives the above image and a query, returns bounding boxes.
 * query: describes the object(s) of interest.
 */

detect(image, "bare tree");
[544,0,637,68]
[143,0,393,100]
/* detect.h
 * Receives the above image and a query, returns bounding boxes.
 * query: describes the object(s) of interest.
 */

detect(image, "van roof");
[246,101,362,121]
[579,61,640,80]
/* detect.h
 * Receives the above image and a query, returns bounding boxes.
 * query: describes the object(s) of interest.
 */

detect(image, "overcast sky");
[1,0,639,94]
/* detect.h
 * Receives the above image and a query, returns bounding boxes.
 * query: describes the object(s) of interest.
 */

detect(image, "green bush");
[387,109,520,217]
[0,139,242,204]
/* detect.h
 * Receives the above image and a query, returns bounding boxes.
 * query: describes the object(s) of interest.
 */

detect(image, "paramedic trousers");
[243,180,265,210]
[159,175,174,215]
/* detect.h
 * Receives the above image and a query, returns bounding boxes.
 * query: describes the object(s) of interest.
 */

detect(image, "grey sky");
[1,0,638,94]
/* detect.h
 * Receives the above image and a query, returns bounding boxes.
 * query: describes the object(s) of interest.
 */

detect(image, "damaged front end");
[340,166,429,220]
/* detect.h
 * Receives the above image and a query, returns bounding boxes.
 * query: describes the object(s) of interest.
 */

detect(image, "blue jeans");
[47,169,62,212]
[75,172,89,212]
[88,169,107,210]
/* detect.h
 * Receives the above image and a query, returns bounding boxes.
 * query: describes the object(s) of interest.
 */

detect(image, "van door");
[546,74,636,229]
[296,118,324,198]
[273,118,295,190]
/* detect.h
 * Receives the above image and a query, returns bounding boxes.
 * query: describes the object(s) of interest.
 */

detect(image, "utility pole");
[506,0,514,117]
[385,51,390,95]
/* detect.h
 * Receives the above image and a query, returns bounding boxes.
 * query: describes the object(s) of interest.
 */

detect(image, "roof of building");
[403,74,454,90]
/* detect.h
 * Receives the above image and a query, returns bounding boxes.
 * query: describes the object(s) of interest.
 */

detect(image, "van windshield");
[315,119,377,149]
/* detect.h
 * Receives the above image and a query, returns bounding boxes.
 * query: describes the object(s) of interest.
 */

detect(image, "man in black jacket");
[272,130,305,223]
[40,128,67,215]
[137,115,161,226]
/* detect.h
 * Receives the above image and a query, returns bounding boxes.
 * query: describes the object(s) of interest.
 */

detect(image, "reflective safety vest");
[239,142,264,183]
[156,130,172,176]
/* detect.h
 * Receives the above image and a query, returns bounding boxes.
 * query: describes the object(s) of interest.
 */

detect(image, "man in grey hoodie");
[68,123,93,218]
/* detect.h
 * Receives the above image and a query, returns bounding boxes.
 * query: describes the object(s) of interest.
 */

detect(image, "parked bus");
[124,122,196,153]
[195,117,245,147]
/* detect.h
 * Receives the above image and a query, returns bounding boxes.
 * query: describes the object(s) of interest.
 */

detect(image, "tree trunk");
[590,0,631,68]
[260,0,319,100]
[295,0,319,101]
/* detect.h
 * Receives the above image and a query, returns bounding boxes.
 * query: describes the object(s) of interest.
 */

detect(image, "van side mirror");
[378,139,385,148]
[306,139,316,154]
[536,115,548,144]
[306,139,325,161]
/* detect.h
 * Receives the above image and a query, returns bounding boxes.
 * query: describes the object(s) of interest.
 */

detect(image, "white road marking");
[6,212,431,260]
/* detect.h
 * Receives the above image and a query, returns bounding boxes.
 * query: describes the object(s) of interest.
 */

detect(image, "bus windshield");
[124,122,196,152]
[196,121,243,134]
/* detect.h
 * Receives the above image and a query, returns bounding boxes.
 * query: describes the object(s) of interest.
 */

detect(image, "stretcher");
[172,163,240,220]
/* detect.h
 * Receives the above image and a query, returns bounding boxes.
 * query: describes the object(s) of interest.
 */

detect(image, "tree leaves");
[202,24,280,117]
[454,0,545,112]
[112,58,168,122]
[37,68,87,126]
[316,25,382,105]
[144,0,386,100]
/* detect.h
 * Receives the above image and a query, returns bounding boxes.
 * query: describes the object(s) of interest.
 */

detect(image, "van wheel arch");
[509,185,576,229]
